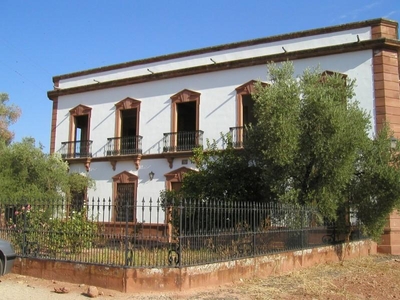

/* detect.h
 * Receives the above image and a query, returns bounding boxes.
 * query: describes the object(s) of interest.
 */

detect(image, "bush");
[9,204,99,255]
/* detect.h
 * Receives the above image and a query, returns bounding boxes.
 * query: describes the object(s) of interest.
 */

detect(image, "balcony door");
[170,89,200,152]
[242,94,256,127]
[114,98,141,155]
[177,101,196,151]
[234,81,267,148]
[121,108,138,154]
[69,104,92,158]
[74,115,89,157]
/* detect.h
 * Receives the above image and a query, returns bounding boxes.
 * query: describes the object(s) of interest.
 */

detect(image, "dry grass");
[230,255,400,299]
[168,254,400,300]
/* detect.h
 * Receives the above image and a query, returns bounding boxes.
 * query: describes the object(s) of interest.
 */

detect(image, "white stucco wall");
[55,50,375,155]
[54,29,376,223]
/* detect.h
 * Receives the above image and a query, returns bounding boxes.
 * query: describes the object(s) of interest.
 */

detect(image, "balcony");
[106,136,143,156]
[229,126,247,148]
[163,130,204,152]
[60,140,93,159]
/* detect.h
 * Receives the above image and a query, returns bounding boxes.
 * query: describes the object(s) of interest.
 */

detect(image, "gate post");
[372,21,400,255]
[378,210,400,254]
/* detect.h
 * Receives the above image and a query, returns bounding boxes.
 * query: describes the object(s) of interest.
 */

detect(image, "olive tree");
[181,61,400,240]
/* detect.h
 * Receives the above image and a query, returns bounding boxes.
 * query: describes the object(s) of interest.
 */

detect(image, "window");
[112,171,138,223]
[232,80,267,148]
[115,183,135,222]
[164,167,193,189]
[171,182,182,192]
[320,70,348,104]
[68,104,92,158]
[320,70,347,81]
[235,80,268,128]
[164,89,202,152]
[70,190,85,213]
[320,70,347,87]
[164,167,194,242]
[242,94,256,127]
[111,98,141,155]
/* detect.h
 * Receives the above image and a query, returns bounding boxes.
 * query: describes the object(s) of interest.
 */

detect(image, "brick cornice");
[48,38,400,100]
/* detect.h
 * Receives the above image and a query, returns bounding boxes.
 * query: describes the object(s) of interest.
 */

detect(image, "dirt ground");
[1,254,400,300]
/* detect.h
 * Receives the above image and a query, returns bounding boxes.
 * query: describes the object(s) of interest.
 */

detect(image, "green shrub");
[9,204,99,255]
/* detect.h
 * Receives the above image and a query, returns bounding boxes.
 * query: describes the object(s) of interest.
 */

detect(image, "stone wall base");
[12,240,377,293]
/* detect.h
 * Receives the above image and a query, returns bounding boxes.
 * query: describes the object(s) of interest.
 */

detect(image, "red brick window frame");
[320,70,348,104]
[114,97,141,139]
[235,80,268,127]
[320,70,347,82]
[112,171,138,223]
[164,167,195,242]
[69,104,92,142]
[170,89,200,133]
[164,166,195,191]
[68,104,92,156]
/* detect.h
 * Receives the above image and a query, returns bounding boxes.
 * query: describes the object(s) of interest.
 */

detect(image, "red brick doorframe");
[11,240,376,293]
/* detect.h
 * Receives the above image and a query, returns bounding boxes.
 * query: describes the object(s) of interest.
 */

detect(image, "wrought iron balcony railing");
[106,136,143,156]
[229,126,247,148]
[163,130,204,152]
[60,140,93,159]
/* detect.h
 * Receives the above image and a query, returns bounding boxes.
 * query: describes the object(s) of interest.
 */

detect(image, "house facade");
[47,18,400,252]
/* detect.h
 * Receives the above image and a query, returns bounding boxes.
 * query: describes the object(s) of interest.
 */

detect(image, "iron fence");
[0,198,363,268]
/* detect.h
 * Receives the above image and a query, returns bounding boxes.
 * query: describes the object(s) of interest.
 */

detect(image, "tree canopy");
[0,138,93,204]
[179,61,400,240]
[0,93,93,204]
[0,93,21,145]
[181,137,264,202]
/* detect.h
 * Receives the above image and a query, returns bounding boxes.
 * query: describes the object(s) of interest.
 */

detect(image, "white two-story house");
[47,18,400,250]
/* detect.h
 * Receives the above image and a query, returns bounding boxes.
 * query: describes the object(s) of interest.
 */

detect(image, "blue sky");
[1,0,399,152]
